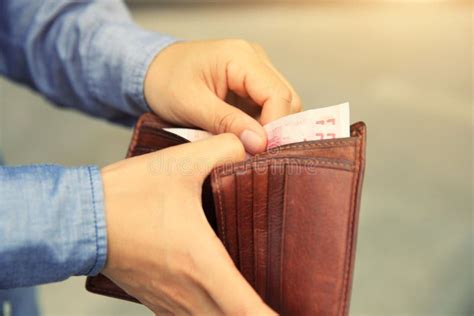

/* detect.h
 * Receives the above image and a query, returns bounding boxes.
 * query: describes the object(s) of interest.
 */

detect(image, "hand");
[144,39,302,154]
[101,134,276,315]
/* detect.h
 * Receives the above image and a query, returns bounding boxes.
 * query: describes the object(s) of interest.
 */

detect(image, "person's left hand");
[144,39,302,154]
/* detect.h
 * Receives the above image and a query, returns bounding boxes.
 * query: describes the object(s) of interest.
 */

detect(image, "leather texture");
[86,112,367,316]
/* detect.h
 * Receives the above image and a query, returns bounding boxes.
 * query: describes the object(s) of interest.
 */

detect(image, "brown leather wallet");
[86,113,366,316]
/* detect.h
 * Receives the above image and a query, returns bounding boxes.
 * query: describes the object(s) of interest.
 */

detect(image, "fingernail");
[240,129,265,154]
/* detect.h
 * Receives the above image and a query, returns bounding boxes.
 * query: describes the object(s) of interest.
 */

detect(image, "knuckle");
[292,94,303,112]
[294,102,303,112]
[213,112,239,133]
[277,87,293,106]
[226,60,241,76]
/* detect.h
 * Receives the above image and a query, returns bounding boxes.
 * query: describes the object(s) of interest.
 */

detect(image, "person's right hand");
[101,134,275,315]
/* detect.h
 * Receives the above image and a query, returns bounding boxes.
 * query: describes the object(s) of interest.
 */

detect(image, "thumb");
[196,92,267,154]
[168,133,247,181]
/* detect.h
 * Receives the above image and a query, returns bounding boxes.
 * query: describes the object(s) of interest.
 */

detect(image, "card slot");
[265,164,287,311]
[215,156,354,178]
[202,176,217,232]
[252,166,270,299]
[258,141,357,162]
[235,170,255,286]
[280,165,355,315]
[213,174,240,267]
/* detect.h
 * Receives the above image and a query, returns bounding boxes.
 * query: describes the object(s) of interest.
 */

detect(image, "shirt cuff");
[86,22,179,122]
[85,166,107,276]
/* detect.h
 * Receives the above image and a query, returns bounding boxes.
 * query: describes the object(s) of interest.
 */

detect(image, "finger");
[164,133,247,180]
[198,239,276,315]
[193,91,267,154]
[251,43,303,114]
[226,58,293,125]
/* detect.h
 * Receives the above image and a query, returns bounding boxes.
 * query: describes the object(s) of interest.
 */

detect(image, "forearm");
[0,0,178,126]
[0,165,106,288]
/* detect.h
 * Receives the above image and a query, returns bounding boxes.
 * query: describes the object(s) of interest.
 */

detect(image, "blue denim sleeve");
[0,165,107,288]
[0,0,178,126]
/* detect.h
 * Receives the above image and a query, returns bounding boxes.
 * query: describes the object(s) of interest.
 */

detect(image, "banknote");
[164,102,350,150]
[264,102,350,148]
[163,127,213,143]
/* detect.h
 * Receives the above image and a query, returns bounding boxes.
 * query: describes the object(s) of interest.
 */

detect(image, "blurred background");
[0,0,472,315]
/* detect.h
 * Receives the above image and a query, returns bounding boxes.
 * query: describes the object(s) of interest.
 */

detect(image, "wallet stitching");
[260,139,356,153]
[253,171,269,299]
[340,138,361,315]
[280,168,289,311]
[215,173,227,248]
[248,173,256,286]
[233,173,241,267]
[216,158,353,176]
[263,166,271,300]
[252,171,258,292]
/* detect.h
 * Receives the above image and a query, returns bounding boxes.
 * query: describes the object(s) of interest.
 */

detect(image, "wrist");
[100,165,118,276]
[143,41,186,114]
[100,163,139,278]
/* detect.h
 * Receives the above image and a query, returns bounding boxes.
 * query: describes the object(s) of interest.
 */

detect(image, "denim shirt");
[0,0,177,290]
